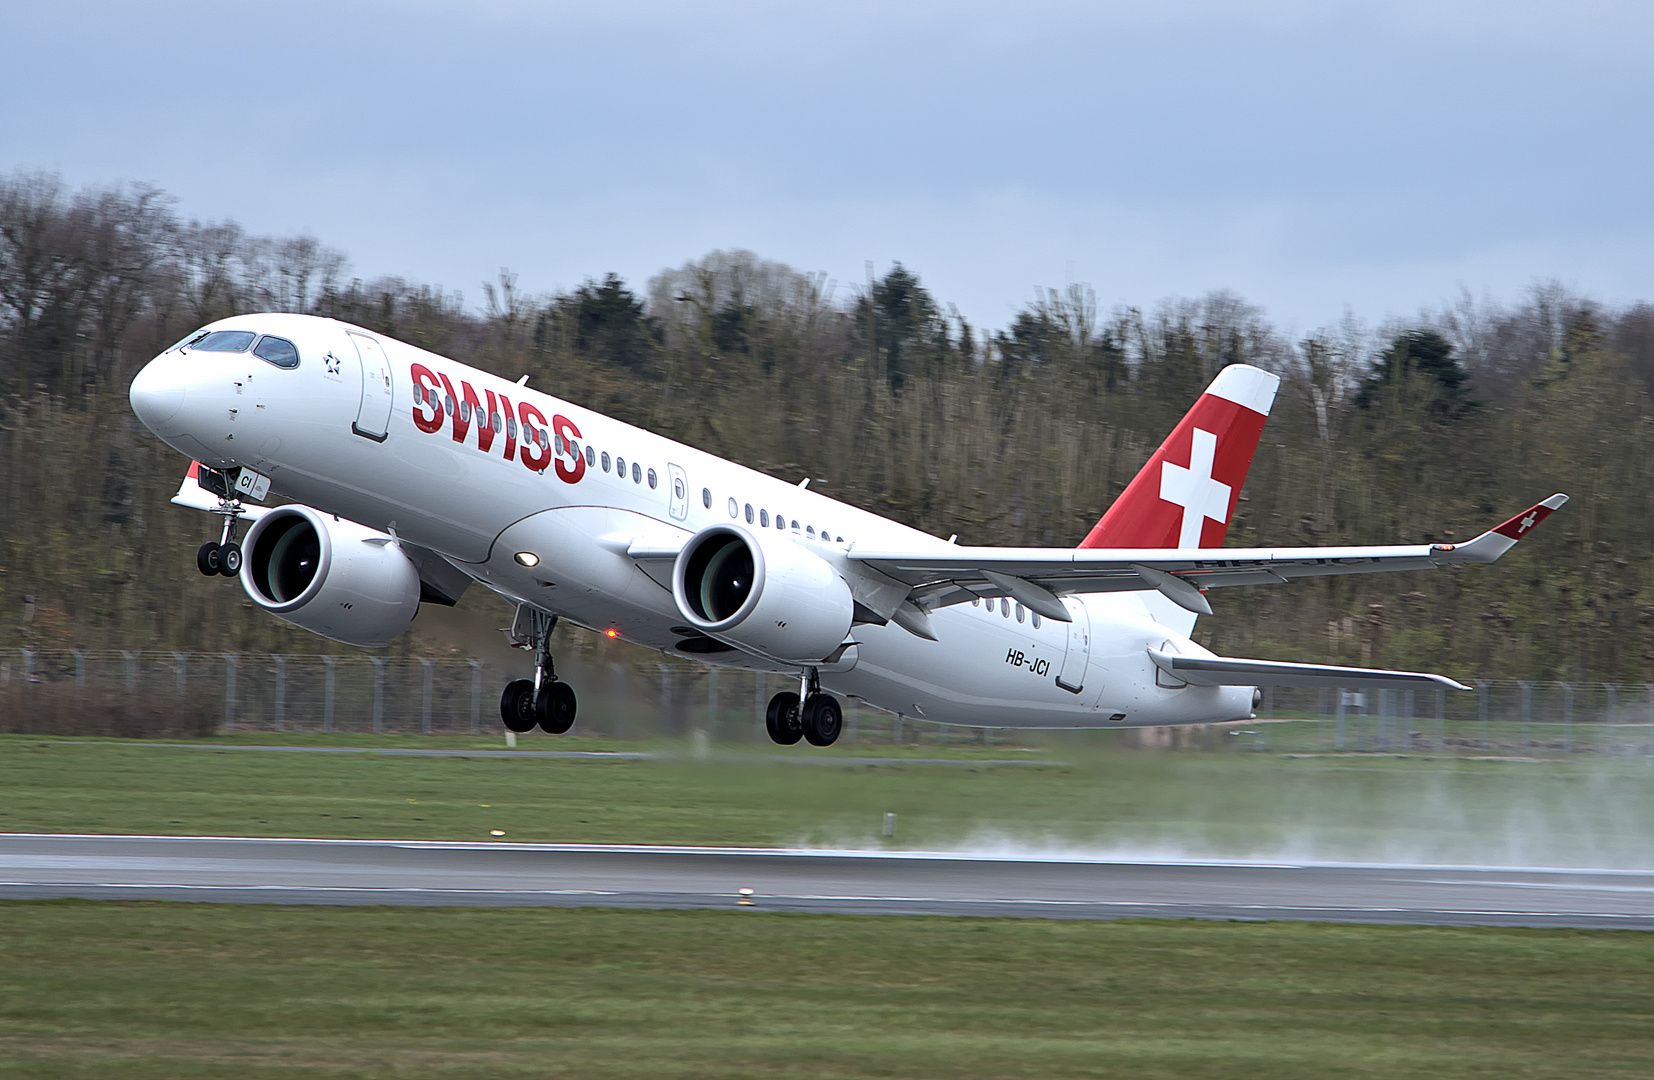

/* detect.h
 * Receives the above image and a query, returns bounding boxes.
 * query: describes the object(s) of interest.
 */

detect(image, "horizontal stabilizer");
[1148,648,1469,691]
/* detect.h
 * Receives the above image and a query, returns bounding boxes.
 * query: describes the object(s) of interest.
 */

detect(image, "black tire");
[802,694,843,747]
[197,542,222,576]
[538,681,576,734]
[219,542,243,577]
[500,678,537,732]
[765,691,802,745]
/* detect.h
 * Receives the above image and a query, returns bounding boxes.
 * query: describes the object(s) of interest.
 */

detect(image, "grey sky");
[6,0,1651,334]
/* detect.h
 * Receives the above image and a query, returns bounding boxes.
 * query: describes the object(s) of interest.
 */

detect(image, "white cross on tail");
[1160,427,1232,548]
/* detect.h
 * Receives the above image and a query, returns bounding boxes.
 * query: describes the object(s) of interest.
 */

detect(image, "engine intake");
[240,505,421,647]
[672,525,853,663]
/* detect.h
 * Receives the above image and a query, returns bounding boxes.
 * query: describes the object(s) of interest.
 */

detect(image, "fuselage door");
[667,463,689,521]
[349,331,393,441]
[1055,595,1090,695]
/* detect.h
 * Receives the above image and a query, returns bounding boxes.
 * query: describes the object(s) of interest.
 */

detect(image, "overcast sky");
[5,0,1651,334]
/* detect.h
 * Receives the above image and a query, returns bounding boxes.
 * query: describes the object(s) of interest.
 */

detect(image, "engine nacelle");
[672,525,854,663]
[240,505,421,648]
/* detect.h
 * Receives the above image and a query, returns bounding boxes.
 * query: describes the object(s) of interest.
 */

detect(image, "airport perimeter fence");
[6,647,1654,756]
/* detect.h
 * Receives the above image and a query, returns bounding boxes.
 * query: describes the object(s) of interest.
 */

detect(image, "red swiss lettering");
[519,403,552,472]
[436,373,469,444]
[487,390,516,462]
[410,363,444,434]
[553,414,585,484]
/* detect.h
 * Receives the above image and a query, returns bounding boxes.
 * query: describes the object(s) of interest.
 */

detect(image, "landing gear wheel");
[197,542,222,577]
[219,542,242,577]
[500,678,537,732]
[765,691,803,745]
[802,694,843,747]
[537,681,576,734]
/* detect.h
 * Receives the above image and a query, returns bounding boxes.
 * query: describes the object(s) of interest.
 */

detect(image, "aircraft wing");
[848,494,1567,619]
[1147,648,1469,691]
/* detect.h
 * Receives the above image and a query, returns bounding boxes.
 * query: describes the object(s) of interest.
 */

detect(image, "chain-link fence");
[5,648,1654,755]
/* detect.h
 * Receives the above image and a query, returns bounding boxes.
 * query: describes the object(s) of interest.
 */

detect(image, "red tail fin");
[1080,365,1279,549]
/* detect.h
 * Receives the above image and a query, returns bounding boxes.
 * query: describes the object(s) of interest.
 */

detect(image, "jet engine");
[672,525,854,663]
[240,505,421,647]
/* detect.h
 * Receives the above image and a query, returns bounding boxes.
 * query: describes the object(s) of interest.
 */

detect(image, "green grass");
[4,733,1654,867]
[2,901,1651,1078]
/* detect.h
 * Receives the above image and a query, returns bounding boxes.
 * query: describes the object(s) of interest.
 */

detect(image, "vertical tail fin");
[1080,364,1279,550]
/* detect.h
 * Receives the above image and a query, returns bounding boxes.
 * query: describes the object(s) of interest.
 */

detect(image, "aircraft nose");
[129,356,186,434]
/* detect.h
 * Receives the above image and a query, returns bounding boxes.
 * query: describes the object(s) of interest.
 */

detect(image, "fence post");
[173,651,188,697]
[1435,688,1446,753]
[1475,680,1489,750]
[371,658,386,734]
[1606,683,1618,756]
[1335,686,1346,751]
[1519,681,1532,750]
[1560,682,1573,754]
[1647,685,1654,763]
[323,656,336,733]
[706,668,720,741]
[121,650,138,692]
[470,660,483,735]
[420,659,434,735]
[846,697,859,744]
[222,653,237,729]
[893,712,904,744]
[72,649,87,689]
[21,647,34,684]
[754,672,766,742]
[272,655,287,731]
[660,664,674,738]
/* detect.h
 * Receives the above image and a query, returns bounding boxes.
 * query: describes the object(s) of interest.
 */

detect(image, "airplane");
[127,313,1566,745]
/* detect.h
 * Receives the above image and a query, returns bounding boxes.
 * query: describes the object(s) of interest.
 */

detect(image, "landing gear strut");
[195,474,245,579]
[766,667,842,747]
[500,606,577,735]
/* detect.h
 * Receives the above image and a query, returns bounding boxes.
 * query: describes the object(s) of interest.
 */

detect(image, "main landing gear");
[766,667,842,747]
[501,607,578,735]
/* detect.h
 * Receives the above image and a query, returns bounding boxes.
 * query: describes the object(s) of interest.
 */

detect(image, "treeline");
[4,171,1654,681]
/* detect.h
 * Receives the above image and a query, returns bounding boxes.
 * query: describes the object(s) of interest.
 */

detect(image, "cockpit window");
[190,330,257,352]
[253,335,300,369]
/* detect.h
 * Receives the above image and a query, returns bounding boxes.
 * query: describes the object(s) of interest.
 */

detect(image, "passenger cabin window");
[616,456,626,477]
[1016,604,1026,623]
[601,451,611,472]
[586,446,597,467]
[759,509,770,527]
[191,330,256,352]
[648,468,657,489]
[744,503,754,524]
[632,462,641,483]
[728,497,738,518]
[702,488,712,509]
[1032,613,1042,629]
[253,335,299,369]
[806,526,815,538]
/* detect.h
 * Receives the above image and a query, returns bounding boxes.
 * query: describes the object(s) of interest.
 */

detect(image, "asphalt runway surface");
[4,834,1653,929]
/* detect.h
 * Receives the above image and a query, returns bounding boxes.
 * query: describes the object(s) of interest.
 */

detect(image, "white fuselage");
[132,313,1253,729]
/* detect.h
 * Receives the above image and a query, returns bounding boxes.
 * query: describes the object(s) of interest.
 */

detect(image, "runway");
[4,834,1652,929]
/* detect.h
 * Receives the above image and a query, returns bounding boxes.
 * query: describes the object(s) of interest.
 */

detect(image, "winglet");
[1446,493,1568,564]
[1491,493,1569,540]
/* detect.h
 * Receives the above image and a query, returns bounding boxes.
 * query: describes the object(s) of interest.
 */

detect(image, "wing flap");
[1148,648,1469,691]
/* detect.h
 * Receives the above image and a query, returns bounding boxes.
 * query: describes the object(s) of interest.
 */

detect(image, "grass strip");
[5,735,1654,866]
[2,901,1652,1079]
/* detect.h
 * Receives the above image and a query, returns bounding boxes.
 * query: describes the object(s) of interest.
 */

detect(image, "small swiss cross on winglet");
[1491,493,1569,540]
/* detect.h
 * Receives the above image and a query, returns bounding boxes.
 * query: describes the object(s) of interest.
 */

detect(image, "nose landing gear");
[501,606,578,735]
[193,467,245,578]
[766,667,842,747]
